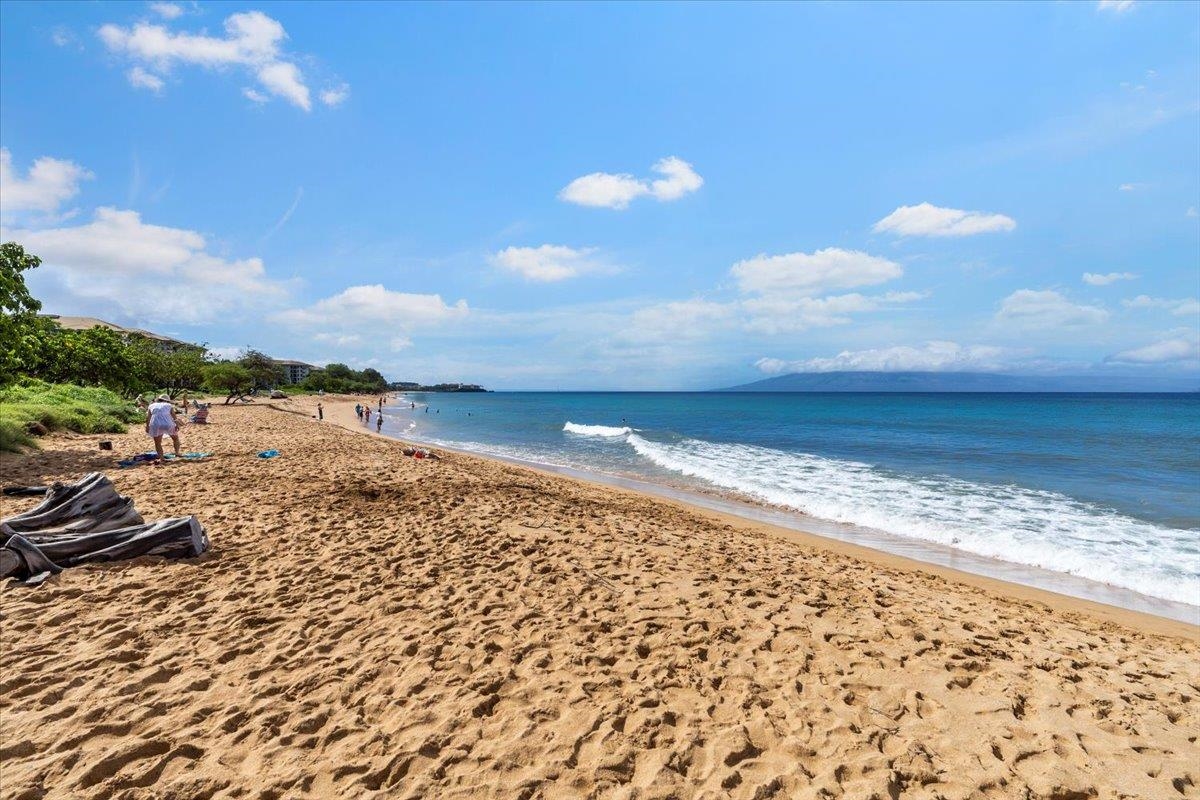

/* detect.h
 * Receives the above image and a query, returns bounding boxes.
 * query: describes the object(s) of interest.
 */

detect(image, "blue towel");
[256,449,280,459]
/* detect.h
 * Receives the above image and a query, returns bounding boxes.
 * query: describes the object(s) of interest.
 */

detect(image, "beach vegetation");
[202,362,256,404]
[0,242,49,385]
[301,363,388,394]
[0,380,143,452]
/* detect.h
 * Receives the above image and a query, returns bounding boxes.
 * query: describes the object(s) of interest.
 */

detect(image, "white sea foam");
[623,434,1200,606]
[564,422,633,437]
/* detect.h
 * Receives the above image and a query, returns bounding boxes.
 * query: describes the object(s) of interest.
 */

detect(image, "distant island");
[715,371,1200,393]
[388,381,488,392]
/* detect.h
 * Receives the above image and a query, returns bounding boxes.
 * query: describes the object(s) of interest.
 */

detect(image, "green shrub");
[0,379,143,452]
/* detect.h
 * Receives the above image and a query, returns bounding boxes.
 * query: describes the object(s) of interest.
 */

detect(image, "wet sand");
[1,395,1197,799]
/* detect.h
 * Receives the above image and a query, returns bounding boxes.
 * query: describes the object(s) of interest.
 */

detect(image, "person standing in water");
[145,394,182,460]
[376,414,383,433]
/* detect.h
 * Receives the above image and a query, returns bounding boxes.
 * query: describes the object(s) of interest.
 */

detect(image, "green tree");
[37,327,139,393]
[0,242,47,384]
[203,362,254,404]
[360,367,386,391]
[133,342,210,396]
[238,349,285,389]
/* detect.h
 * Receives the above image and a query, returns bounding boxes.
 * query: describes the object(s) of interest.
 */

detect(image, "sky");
[0,0,1197,390]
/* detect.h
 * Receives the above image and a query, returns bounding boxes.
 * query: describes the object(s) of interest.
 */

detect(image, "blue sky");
[1,0,1197,389]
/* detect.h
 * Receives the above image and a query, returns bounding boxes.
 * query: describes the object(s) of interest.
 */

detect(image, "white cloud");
[274,285,468,330]
[731,247,902,296]
[149,2,184,19]
[1117,182,1145,192]
[558,156,703,210]
[741,291,923,334]
[1122,295,1200,316]
[756,341,1012,374]
[1082,271,1137,286]
[242,87,268,104]
[319,84,350,107]
[1097,0,1135,13]
[256,61,310,111]
[1187,207,1198,218]
[492,244,609,282]
[647,156,704,201]
[127,66,165,93]
[873,202,1016,237]
[3,207,291,323]
[97,10,339,111]
[623,299,735,342]
[0,147,93,216]
[996,289,1108,327]
[1107,337,1199,364]
[50,27,78,48]
[206,345,244,361]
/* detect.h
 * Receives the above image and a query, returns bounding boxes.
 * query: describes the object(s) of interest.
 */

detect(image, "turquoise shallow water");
[379,392,1200,608]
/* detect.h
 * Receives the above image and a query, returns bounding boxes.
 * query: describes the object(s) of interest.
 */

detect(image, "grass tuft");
[0,380,143,453]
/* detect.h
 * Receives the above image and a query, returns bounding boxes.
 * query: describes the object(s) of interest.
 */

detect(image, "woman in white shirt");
[145,394,182,460]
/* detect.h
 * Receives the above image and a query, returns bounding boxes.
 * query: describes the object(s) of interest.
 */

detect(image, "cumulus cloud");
[242,87,268,104]
[492,245,609,282]
[728,248,915,332]
[149,2,184,19]
[1097,0,1135,13]
[558,156,703,210]
[127,66,165,93]
[741,292,923,334]
[1082,271,1137,286]
[731,247,902,296]
[1106,336,1199,364]
[0,147,93,217]
[2,207,291,323]
[622,299,735,342]
[996,289,1108,327]
[1122,295,1200,316]
[755,341,1012,374]
[319,84,350,107]
[274,285,468,330]
[98,10,346,111]
[873,202,1016,237]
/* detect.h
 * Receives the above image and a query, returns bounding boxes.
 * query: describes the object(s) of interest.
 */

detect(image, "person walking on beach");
[145,394,182,460]
[376,414,383,433]
[317,402,324,421]
[355,403,362,421]
[364,407,371,425]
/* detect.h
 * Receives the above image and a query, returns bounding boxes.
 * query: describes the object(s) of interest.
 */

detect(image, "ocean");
[379,392,1200,618]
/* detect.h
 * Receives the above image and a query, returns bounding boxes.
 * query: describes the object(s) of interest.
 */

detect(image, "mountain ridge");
[714,371,1199,393]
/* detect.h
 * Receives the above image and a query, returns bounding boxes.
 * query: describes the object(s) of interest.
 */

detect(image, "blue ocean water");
[380,392,1200,608]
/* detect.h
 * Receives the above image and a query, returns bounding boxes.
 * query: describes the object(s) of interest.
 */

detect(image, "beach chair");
[190,405,210,424]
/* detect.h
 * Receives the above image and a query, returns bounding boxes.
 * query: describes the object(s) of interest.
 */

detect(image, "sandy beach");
[1,396,1197,800]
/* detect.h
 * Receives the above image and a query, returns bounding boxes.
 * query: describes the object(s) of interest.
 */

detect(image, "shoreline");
[4,396,1199,799]
[320,395,1199,639]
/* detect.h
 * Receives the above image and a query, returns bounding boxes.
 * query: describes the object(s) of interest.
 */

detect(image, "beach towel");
[256,450,280,459]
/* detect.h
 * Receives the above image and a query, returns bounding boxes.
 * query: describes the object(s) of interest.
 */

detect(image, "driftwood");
[0,473,143,540]
[0,516,209,586]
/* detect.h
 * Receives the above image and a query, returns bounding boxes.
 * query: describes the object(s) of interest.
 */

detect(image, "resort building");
[273,359,316,385]
[42,315,198,352]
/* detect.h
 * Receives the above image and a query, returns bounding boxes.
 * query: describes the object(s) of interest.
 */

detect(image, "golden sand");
[1,396,1196,799]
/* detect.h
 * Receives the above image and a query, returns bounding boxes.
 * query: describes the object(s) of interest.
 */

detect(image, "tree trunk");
[0,473,143,540]
[1,516,208,585]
